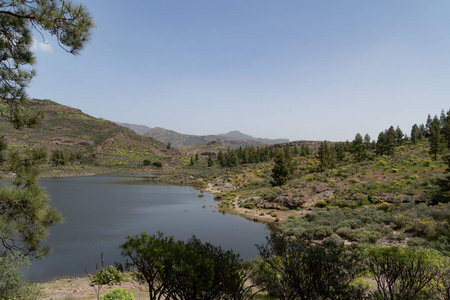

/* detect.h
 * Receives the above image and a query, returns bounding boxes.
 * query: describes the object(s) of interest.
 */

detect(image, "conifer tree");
[442,110,450,150]
[364,134,371,150]
[411,124,420,145]
[426,114,433,131]
[318,141,336,171]
[352,133,367,162]
[395,126,404,145]
[271,150,290,187]
[0,0,94,258]
[429,115,444,160]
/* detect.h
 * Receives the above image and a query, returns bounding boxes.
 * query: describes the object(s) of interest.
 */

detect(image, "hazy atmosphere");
[28,1,450,141]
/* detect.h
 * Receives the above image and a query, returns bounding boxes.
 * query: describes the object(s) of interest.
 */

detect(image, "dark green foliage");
[410,124,421,145]
[318,140,336,171]
[431,155,450,204]
[0,0,93,257]
[352,133,367,162]
[0,3,92,298]
[143,159,151,166]
[119,232,257,300]
[207,155,214,167]
[395,126,404,145]
[364,133,371,148]
[0,251,41,299]
[218,146,271,167]
[364,246,442,300]
[376,126,397,156]
[51,149,68,166]
[333,142,348,163]
[299,144,311,156]
[271,150,290,187]
[256,233,361,300]
[152,161,162,168]
[0,146,63,257]
[443,110,450,149]
[429,115,444,160]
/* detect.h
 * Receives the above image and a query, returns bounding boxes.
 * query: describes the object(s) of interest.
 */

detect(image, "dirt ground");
[37,276,149,300]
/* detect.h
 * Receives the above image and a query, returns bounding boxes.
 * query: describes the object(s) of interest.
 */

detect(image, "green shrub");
[377,202,392,212]
[143,159,151,166]
[335,227,355,241]
[152,161,162,168]
[0,251,41,299]
[243,202,255,209]
[315,200,327,208]
[100,288,134,300]
[91,265,123,285]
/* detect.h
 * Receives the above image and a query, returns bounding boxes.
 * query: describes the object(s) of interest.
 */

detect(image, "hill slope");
[0,99,175,166]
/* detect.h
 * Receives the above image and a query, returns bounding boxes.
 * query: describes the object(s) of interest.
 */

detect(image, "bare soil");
[37,276,149,300]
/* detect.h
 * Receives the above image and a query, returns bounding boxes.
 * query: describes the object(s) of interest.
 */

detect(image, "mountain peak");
[220,130,255,140]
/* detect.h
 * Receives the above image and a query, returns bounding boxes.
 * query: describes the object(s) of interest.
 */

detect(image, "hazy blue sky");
[28,1,450,141]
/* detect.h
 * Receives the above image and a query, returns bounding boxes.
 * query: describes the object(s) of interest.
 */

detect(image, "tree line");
[316,109,450,171]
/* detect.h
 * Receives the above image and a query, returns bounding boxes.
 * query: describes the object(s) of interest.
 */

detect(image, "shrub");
[243,202,255,209]
[119,232,258,300]
[377,202,392,212]
[315,200,327,208]
[100,288,134,300]
[91,265,123,285]
[256,233,360,300]
[364,246,442,300]
[336,227,355,241]
[152,161,162,168]
[0,251,41,300]
[143,159,151,166]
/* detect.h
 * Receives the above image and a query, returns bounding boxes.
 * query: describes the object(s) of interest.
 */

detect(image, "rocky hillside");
[1,99,175,166]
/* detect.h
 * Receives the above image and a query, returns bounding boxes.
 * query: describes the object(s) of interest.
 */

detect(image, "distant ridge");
[115,122,151,135]
[219,130,290,145]
[117,124,289,148]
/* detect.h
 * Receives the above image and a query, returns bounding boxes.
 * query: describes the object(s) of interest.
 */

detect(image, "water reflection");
[24,174,272,283]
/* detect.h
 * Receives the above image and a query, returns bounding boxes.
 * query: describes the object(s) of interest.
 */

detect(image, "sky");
[27,1,450,142]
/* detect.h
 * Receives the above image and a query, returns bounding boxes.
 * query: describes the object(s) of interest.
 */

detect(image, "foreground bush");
[119,231,259,300]
[364,246,446,300]
[0,251,41,299]
[100,288,134,300]
[255,233,361,300]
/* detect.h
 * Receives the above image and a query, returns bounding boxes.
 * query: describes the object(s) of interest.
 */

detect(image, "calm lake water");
[23,174,272,283]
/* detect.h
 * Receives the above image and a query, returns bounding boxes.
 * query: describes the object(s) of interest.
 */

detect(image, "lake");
[23,174,272,283]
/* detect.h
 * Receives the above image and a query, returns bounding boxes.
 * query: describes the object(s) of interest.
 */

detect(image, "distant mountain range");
[115,123,289,148]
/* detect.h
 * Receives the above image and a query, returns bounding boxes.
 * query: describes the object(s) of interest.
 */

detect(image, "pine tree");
[318,141,336,171]
[429,115,444,160]
[442,110,450,150]
[364,134,371,150]
[411,124,420,145]
[0,0,93,258]
[426,114,433,131]
[270,150,290,187]
[352,133,367,162]
[395,126,404,145]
